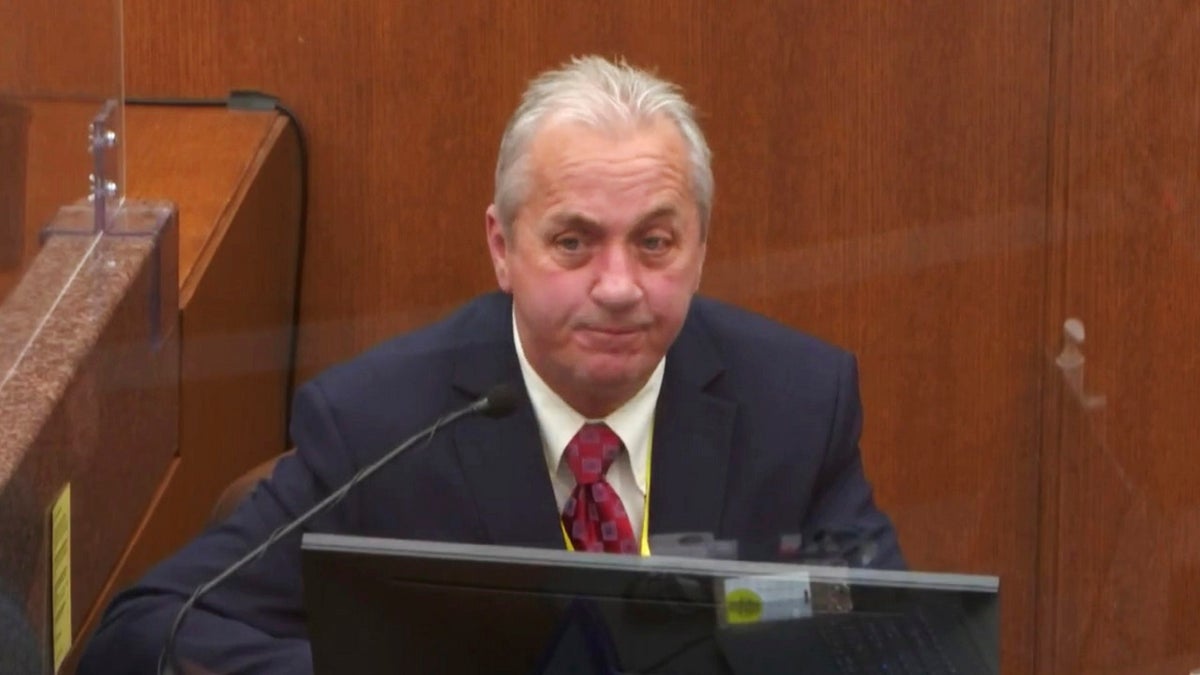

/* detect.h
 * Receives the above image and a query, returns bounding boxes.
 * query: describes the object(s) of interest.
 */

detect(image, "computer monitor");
[301,534,999,674]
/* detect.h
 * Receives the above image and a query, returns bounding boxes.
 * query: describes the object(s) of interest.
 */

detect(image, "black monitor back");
[300,534,999,674]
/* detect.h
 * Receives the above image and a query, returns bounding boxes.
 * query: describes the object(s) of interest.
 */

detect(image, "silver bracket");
[87,99,120,232]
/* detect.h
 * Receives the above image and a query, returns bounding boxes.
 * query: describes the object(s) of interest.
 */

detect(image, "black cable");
[125,92,309,449]
[255,98,309,447]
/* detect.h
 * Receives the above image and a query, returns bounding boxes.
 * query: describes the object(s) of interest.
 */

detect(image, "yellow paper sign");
[50,483,72,672]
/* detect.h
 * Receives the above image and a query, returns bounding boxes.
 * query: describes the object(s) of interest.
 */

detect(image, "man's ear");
[485,205,512,292]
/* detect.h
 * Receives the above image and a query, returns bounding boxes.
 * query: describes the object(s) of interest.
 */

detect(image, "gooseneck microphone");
[159,384,521,675]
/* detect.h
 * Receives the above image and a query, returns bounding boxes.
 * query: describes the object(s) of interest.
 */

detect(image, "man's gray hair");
[493,55,713,236]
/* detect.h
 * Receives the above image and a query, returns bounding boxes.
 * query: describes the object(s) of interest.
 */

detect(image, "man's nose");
[590,246,643,308]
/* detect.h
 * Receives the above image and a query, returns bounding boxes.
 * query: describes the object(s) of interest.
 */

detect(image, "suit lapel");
[648,315,737,540]
[449,296,564,549]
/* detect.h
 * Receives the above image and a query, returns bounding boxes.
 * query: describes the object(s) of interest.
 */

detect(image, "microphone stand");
[158,389,513,675]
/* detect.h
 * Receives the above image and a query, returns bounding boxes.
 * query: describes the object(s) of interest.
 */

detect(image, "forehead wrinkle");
[540,159,690,205]
[546,151,687,187]
[529,118,691,184]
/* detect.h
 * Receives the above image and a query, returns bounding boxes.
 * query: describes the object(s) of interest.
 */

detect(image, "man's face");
[486,116,707,417]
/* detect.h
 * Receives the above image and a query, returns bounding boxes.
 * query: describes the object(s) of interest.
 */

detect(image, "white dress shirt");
[513,312,664,544]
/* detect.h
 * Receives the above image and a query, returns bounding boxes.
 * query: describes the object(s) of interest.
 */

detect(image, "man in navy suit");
[79,55,902,674]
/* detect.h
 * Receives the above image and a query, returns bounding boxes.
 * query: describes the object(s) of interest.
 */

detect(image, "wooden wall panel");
[1,102,110,305]
[0,0,123,302]
[123,3,1052,672]
[0,0,121,97]
[693,7,1051,672]
[1043,1,1200,672]
[1,0,125,305]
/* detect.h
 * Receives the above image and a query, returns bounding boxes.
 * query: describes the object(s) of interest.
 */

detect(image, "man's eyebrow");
[633,205,679,227]
[547,205,679,229]
[549,211,600,229]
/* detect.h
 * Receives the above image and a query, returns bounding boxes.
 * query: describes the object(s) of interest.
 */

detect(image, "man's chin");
[577,363,653,395]
[555,364,654,417]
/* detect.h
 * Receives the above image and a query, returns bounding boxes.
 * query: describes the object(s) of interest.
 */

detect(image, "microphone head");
[480,384,521,418]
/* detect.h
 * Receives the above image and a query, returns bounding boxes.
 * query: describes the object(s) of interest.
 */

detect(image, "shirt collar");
[513,310,663,493]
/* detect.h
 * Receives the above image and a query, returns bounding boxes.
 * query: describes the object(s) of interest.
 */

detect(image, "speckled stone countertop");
[0,202,174,486]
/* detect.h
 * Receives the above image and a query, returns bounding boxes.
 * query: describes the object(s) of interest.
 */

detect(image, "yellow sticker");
[50,483,71,672]
[724,588,764,624]
[721,573,812,626]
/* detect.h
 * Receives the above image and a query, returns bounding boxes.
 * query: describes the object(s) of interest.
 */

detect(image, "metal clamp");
[87,99,120,231]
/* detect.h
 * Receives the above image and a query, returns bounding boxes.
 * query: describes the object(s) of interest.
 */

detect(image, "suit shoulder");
[303,292,511,404]
[685,296,857,415]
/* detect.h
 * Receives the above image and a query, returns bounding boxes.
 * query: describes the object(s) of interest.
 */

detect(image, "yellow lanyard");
[559,438,653,556]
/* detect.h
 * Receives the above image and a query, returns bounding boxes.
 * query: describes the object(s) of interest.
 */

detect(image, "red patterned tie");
[561,423,639,554]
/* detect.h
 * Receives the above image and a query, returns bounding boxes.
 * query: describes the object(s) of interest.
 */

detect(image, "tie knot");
[563,423,622,485]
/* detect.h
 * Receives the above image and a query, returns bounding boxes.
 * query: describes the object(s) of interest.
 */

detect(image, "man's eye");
[641,236,669,251]
[555,236,582,252]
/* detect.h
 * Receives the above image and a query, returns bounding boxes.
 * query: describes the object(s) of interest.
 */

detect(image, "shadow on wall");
[0,471,46,675]
[0,581,41,675]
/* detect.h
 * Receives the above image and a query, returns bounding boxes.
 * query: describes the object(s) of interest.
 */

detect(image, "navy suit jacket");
[79,292,902,674]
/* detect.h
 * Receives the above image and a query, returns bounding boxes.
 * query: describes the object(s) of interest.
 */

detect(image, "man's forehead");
[530,113,685,156]
[513,115,698,229]
[526,123,690,193]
